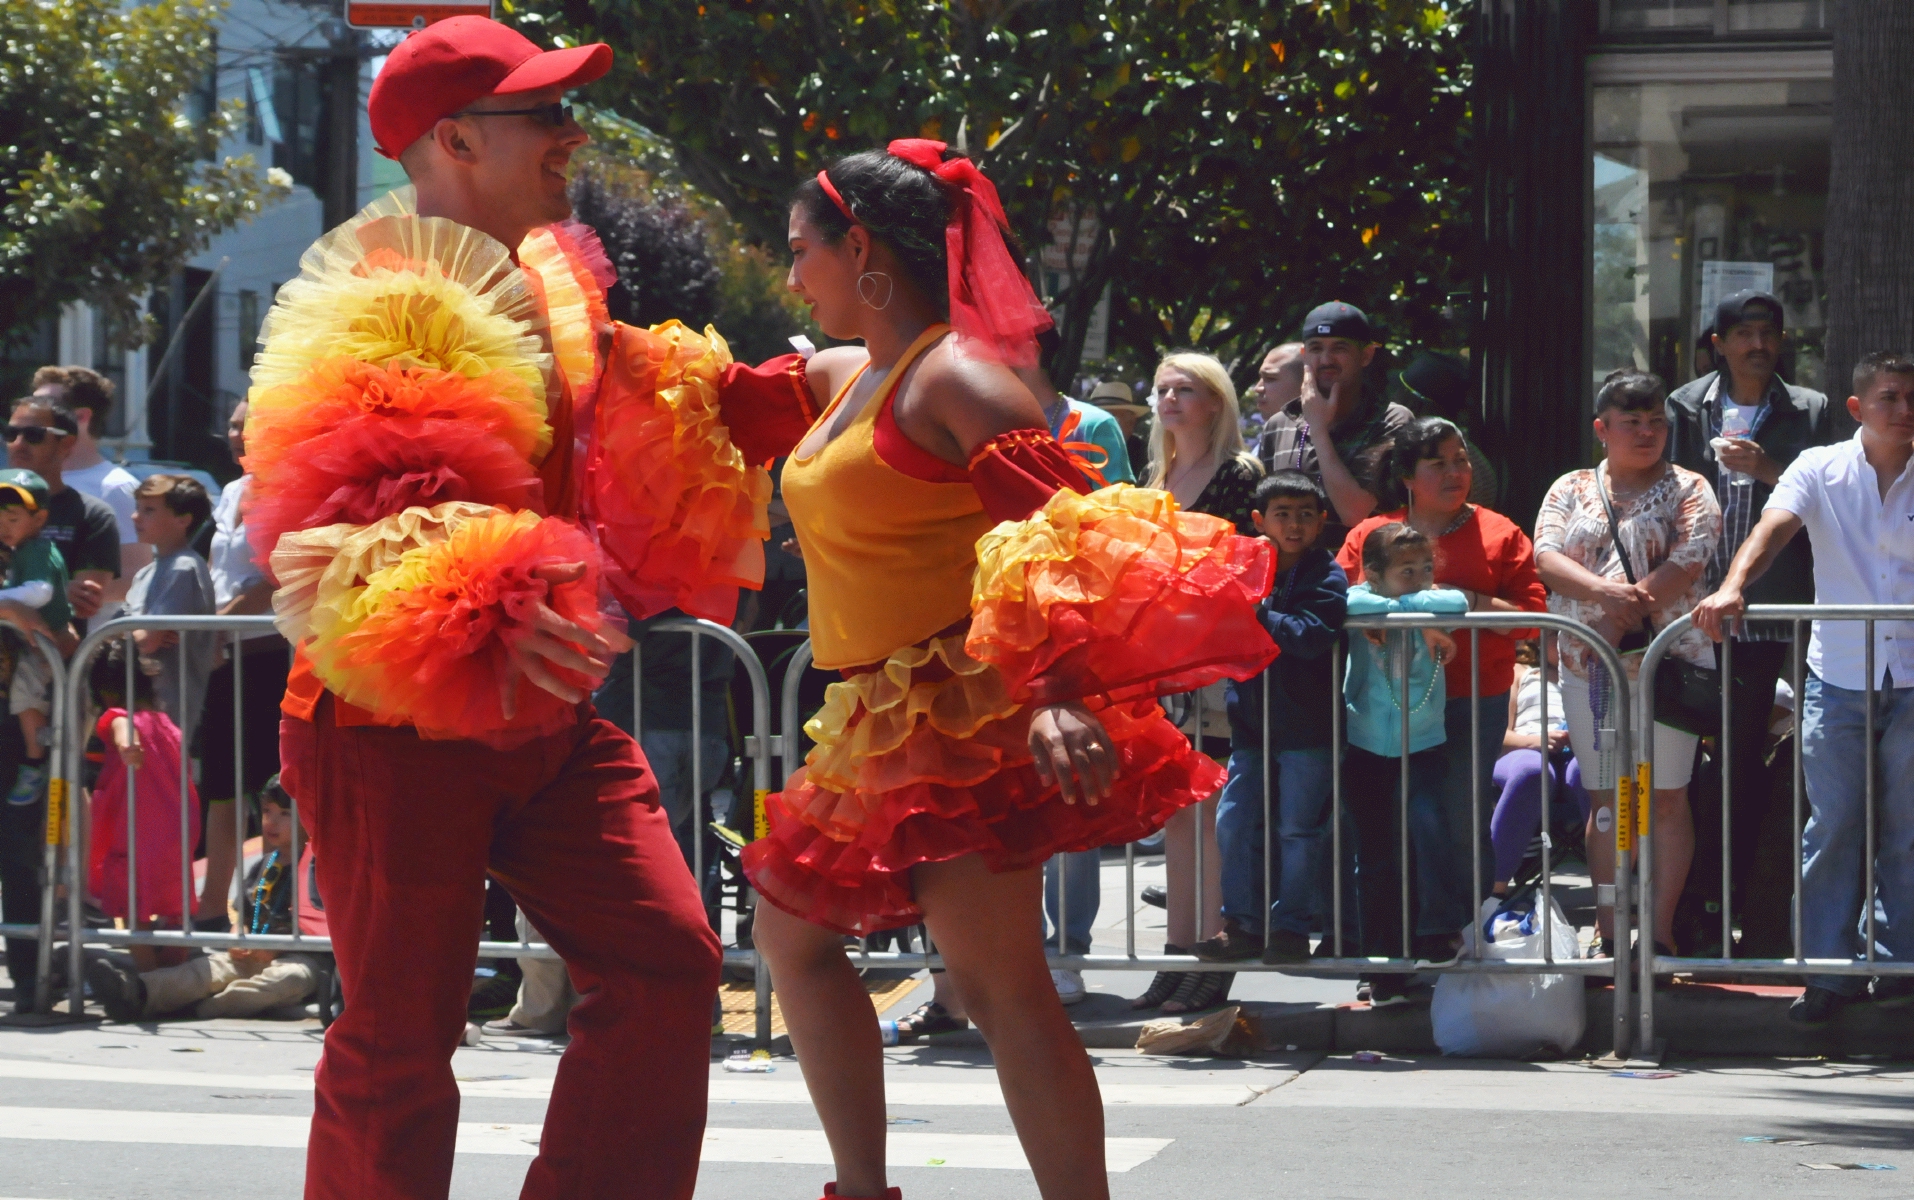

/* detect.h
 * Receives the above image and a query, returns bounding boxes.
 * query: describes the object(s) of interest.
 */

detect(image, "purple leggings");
[1489,749,1591,882]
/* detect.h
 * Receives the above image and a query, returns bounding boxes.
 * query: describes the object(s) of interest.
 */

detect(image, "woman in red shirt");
[1337,417,1547,957]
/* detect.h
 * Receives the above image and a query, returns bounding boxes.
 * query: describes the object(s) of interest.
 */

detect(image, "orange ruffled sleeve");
[967,484,1279,708]
[587,320,772,624]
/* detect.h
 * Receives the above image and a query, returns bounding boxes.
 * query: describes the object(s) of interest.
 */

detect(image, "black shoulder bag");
[1597,467,1721,738]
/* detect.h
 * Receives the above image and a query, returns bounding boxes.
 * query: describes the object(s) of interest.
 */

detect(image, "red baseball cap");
[368,16,611,159]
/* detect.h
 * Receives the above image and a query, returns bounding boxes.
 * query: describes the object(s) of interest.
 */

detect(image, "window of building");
[1590,75,1831,392]
[1601,0,1831,35]
[238,289,260,373]
[272,53,330,193]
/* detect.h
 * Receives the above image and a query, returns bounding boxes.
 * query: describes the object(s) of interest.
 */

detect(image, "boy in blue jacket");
[1342,522,1468,1005]
[1197,471,1349,966]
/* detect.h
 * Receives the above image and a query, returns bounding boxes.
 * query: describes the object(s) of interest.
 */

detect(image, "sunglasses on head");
[4,426,68,445]
[448,102,574,128]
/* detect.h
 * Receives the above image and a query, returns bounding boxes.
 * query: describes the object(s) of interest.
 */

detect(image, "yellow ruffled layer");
[519,226,601,405]
[801,635,1022,796]
[268,501,500,647]
[974,483,1195,607]
[247,189,551,423]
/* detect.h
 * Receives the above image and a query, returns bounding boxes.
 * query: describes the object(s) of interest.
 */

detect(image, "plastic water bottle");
[1713,401,1755,491]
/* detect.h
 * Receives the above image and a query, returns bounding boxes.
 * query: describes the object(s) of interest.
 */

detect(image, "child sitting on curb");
[89,775,323,1021]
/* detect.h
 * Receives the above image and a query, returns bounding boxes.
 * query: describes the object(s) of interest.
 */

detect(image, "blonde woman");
[1134,351,1264,1014]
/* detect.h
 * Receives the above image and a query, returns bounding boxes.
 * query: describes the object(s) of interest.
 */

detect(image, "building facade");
[1475,0,1833,522]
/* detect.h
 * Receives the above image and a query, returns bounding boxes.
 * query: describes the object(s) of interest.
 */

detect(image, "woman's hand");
[1592,577,1651,625]
[1028,702,1117,806]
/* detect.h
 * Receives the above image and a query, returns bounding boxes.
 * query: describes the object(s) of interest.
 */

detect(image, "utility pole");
[322,20,363,230]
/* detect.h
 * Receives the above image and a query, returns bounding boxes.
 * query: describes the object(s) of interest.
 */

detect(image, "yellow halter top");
[781,325,993,670]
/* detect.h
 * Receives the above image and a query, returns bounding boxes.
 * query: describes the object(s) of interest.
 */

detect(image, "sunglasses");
[448,102,575,128]
[4,426,69,446]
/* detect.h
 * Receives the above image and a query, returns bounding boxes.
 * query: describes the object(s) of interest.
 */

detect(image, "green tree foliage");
[0,0,286,346]
[517,0,1469,385]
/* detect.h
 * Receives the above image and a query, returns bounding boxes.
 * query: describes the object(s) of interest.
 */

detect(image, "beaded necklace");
[249,850,282,935]
[1375,634,1448,715]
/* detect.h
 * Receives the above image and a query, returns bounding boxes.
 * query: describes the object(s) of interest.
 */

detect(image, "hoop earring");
[857,271,894,311]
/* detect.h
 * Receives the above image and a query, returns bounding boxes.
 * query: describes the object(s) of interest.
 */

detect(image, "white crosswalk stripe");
[0,1107,1172,1171]
[0,1056,1262,1106]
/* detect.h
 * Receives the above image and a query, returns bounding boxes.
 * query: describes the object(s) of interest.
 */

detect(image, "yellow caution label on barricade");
[753,788,769,842]
[1636,762,1653,838]
[45,777,67,846]
[1615,776,1633,853]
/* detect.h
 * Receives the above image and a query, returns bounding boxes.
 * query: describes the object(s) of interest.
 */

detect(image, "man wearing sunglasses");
[5,398,121,623]
[258,16,720,1200]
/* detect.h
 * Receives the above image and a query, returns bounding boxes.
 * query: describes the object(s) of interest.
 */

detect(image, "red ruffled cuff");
[719,353,818,465]
[968,429,1091,523]
[968,486,1278,707]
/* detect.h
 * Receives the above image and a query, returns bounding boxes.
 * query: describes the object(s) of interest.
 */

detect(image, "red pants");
[281,697,721,1200]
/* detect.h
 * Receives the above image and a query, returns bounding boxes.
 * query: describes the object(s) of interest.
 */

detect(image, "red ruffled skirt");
[741,633,1225,936]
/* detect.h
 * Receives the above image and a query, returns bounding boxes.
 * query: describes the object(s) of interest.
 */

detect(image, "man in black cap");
[1258,301,1413,550]
[1671,288,1831,949]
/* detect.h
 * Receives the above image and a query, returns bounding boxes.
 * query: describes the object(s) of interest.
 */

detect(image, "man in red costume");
[266,19,721,1200]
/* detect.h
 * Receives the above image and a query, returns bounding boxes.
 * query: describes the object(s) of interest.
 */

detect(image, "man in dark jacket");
[1198,471,1349,965]
[1665,288,1832,932]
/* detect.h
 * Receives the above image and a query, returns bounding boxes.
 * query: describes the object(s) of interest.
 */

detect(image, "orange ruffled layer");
[519,221,613,423]
[741,635,1226,936]
[589,320,771,624]
[968,484,1278,707]
[307,509,607,749]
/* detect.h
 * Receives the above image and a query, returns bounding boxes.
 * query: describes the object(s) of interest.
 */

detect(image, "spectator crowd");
[5,283,1910,1038]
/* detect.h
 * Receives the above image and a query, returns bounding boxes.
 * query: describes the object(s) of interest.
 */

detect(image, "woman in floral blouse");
[1535,368,1720,958]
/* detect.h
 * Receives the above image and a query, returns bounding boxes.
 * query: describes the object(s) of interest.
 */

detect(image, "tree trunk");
[1824,2,1914,428]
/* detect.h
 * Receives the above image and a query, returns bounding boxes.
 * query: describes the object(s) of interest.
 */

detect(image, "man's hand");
[1692,585,1746,643]
[1715,437,1782,487]
[1422,628,1457,667]
[67,577,104,620]
[498,562,633,720]
[1028,701,1117,806]
[1298,362,1335,432]
[135,629,179,655]
[229,946,278,967]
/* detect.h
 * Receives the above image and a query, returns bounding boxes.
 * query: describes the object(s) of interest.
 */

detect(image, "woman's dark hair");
[1361,521,1433,581]
[791,149,957,312]
[1386,416,1468,486]
[89,641,156,711]
[1594,368,1666,417]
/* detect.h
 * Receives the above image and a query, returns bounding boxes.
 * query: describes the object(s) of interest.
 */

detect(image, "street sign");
[347,0,494,30]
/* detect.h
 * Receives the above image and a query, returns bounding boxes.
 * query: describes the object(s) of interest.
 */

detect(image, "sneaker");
[1139,884,1167,909]
[1413,933,1462,967]
[1260,929,1313,965]
[1051,968,1087,1006]
[1192,921,1264,963]
[1367,976,1413,1008]
[86,956,145,1024]
[1871,976,1914,1006]
[5,762,45,807]
[481,1017,557,1038]
[1788,985,1848,1026]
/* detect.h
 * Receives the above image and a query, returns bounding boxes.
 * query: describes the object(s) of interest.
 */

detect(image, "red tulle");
[742,698,1223,936]
[320,512,606,749]
[550,219,617,292]
[245,415,544,575]
[885,139,1053,368]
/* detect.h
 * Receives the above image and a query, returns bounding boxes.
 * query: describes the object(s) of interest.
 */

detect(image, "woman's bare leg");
[1586,805,1616,942]
[1650,785,1694,951]
[754,901,888,1198]
[916,855,1108,1200]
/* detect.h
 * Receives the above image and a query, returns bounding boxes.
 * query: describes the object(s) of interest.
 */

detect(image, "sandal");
[891,1001,967,1043]
[1160,969,1234,1015]
[1130,944,1189,1010]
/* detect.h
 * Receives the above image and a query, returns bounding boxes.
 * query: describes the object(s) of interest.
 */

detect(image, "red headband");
[815,139,1052,366]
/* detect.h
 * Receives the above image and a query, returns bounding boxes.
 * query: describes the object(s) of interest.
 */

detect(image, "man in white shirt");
[1695,350,1914,1024]
[30,366,150,607]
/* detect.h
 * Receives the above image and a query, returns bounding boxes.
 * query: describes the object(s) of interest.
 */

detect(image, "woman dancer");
[723,142,1275,1200]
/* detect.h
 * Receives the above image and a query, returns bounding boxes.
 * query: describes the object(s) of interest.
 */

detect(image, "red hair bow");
[886,138,1052,366]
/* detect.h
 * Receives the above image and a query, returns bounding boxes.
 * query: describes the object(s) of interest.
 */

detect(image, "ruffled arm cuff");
[966,484,1278,708]
[587,320,773,624]
[270,502,612,750]
[968,428,1091,523]
[719,354,818,465]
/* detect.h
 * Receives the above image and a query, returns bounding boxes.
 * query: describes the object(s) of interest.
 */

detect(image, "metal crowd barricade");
[775,612,1643,1058]
[0,620,71,1015]
[1638,604,1914,1051]
[46,614,779,1041]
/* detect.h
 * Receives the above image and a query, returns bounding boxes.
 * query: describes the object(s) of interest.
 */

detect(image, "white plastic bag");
[1431,896,1585,1058]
